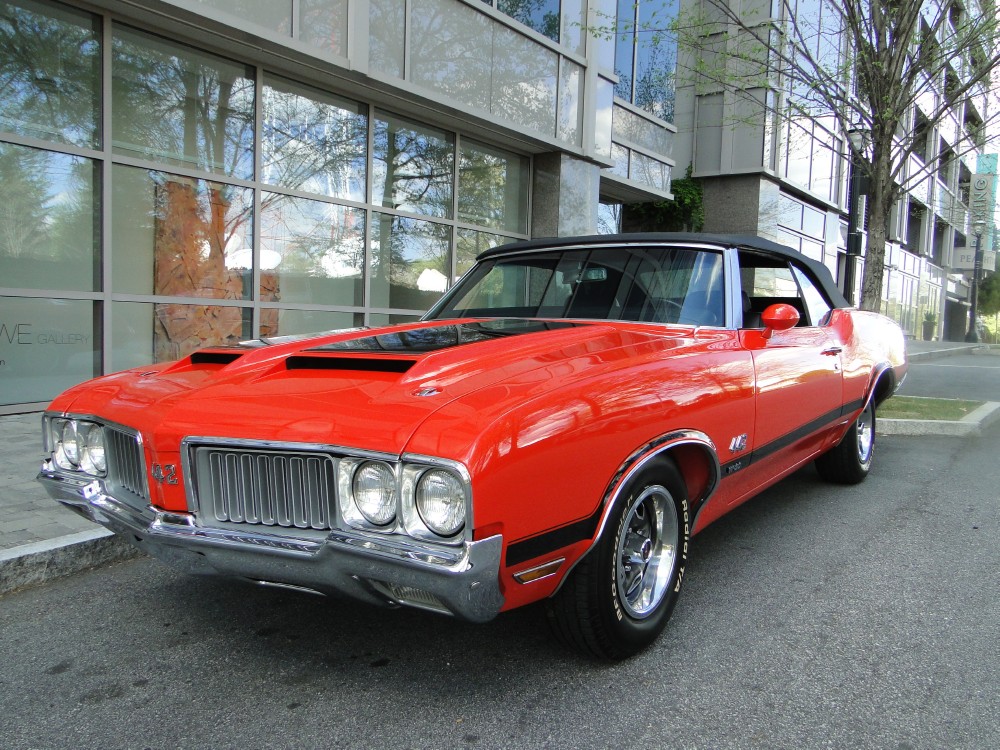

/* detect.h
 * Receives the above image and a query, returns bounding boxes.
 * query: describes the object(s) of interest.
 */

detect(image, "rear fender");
[866,362,900,411]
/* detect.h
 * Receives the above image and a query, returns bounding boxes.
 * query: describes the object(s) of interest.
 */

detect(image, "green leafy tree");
[624,165,703,232]
[978,271,1000,316]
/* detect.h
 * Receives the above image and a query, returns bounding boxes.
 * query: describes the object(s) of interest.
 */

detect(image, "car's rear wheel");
[815,400,875,484]
[546,457,689,659]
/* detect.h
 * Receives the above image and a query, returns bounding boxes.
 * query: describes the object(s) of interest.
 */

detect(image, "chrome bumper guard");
[37,463,504,623]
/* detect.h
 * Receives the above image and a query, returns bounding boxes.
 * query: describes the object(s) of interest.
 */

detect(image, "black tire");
[546,457,689,660]
[815,400,875,484]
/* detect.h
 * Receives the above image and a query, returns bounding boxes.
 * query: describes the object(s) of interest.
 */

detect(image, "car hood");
[52,318,697,455]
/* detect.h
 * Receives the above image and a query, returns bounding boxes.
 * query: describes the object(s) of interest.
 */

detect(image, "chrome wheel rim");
[857,403,874,463]
[615,485,679,619]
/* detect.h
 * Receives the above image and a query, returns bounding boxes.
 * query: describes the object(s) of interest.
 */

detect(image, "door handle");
[821,346,843,356]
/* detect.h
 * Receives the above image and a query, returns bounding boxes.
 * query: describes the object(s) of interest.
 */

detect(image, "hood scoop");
[285,355,416,374]
[190,350,244,366]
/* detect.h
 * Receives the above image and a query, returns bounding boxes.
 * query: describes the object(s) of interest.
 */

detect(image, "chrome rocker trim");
[37,463,504,623]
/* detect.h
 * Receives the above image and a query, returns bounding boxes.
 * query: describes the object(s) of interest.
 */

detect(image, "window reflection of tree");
[112,28,257,359]
[458,142,527,233]
[0,144,96,289]
[261,80,367,202]
[0,1,100,148]
[258,81,368,321]
[497,0,561,42]
[372,214,451,311]
[374,115,454,217]
[408,0,557,135]
[259,194,365,315]
[614,0,679,122]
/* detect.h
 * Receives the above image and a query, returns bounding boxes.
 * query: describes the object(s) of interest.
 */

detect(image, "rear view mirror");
[579,267,608,283]
[761,303,800,339]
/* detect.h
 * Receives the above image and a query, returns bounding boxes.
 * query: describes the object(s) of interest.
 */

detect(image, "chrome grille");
[192,447,337,530]
[105,426,149,502]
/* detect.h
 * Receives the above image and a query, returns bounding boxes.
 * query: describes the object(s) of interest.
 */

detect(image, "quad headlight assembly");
[338,456,470,543]
[44,417,108,477]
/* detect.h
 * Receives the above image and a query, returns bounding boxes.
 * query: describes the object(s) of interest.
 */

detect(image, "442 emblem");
[151,463,178,485]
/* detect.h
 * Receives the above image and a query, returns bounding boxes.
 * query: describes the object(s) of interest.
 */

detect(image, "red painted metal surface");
[47,304,906,613]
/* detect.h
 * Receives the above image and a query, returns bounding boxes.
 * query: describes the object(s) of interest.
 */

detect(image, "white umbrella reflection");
[418,268,448,292]
[227,245,281,270]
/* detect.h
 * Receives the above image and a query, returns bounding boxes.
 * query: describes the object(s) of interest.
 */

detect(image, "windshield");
[428,246,726,326]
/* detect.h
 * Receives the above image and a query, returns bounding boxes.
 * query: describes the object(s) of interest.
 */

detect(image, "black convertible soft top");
[477,232,850,310]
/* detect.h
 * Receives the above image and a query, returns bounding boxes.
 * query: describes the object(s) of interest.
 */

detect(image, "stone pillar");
[700,175,781,241]
[530,153,600,237]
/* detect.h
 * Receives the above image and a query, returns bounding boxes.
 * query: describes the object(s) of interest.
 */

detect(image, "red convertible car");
[38,233,906,658]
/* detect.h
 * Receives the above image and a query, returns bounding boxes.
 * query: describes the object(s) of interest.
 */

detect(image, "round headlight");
[353,461,397,526]
[80,423,107,475]
[415,470,466,537]
[55,420,82,469]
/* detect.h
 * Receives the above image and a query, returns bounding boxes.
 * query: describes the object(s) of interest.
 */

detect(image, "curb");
[906,344,985,362]
[878,401,1000,437]
[0,528,142,597]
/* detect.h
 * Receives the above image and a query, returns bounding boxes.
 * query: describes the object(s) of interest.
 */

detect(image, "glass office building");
[0,0,677,411]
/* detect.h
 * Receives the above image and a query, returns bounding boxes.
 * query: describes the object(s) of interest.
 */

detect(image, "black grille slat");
[194,447,336,532]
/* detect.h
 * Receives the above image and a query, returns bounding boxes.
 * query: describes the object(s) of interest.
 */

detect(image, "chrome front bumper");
[37,464,505,623]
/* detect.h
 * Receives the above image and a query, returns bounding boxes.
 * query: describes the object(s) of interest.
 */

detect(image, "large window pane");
[630,152,669,192]
[0,296,97,405]
[458,141,528,233]
[561,0,586,55]
[260,192,365,305]
[558,59,582,146]
[111,165,254,299]
[370,0,405,77]
[634,0,677,121]
[456,228,509,279]
[614,0,635,101]
[0,0,100,148]
[373,114,454,218]
[112,25,255,179]
[300,0,348,57]
[410,0,492,110]
[491,26,558,136]
[371,213,450,310]
[595,77,613,159]
[369,312,420,326]
[0,142,99,291]
[111,301,251,369]
[264,309,362,338]
[783,120,812,187]
[497,0,560,42]
[193,0,292,34]
[261,77,367,202]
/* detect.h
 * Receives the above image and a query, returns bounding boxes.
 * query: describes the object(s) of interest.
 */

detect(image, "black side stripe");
[721,397,866,476]
[504,398,868,568]
[505,502,604,568]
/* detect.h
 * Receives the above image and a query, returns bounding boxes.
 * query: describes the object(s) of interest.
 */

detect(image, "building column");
[530,153,600,237]
[700,175,782,241]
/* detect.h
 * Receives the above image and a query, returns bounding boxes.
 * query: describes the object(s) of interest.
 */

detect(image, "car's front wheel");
[546,457,689,659]
[815,400,875,484]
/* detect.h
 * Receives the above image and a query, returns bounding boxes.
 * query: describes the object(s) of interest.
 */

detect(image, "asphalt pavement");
[3,405,997,749]
[1,339,996,596]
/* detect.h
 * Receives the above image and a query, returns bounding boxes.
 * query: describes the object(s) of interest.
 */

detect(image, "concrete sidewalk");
[0,339,993,596]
